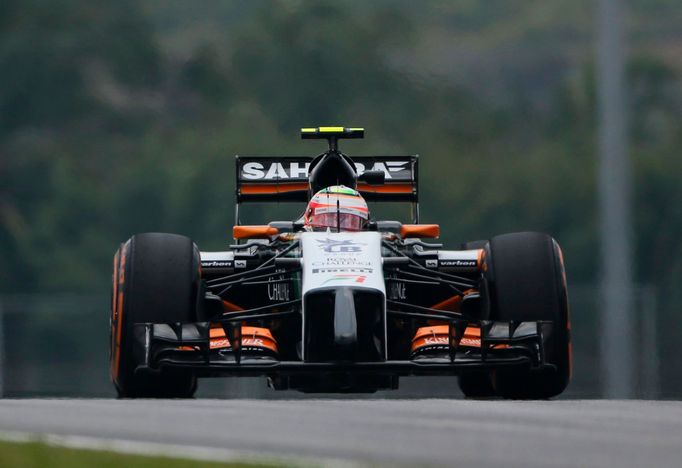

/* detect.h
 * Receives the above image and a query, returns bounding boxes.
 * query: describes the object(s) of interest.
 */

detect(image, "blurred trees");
[1,0,681,325]
[1,0,162,290]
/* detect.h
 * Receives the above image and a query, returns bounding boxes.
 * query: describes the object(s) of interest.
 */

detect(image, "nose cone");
[333,286,358,352]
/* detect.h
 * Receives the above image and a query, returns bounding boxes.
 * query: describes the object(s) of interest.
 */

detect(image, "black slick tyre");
[458,372,496,398]
[485,232,571,399]
[460,239,488,250]
[111,233,200,398]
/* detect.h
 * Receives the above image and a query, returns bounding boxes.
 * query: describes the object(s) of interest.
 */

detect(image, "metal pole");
[596,0,635,398]
[640,286,659,399]
[0,299,4,398]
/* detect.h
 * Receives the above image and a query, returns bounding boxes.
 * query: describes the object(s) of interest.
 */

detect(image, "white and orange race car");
[110,127,571,398]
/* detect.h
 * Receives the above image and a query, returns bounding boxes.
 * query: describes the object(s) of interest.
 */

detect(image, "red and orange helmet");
[304,185,369,232]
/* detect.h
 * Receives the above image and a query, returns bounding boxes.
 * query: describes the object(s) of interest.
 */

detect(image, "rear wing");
[235,155,419,224]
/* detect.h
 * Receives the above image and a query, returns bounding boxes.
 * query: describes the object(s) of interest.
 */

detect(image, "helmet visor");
[308,212,365,232]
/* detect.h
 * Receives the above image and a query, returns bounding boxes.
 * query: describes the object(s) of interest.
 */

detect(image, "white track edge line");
[0,430,366,468]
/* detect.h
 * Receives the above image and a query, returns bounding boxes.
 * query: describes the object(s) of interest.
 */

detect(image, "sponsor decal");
[423,336,449,345]
[460,337,481,347]
[267,278,290,301]
[316,238,366,253]
[425,259,438,268]
[312,267,373,274]
[210,338,230,349]
[242,162,310,180]
[234,259,247,268]
[322,274,367,285]
[239,160,412,181]
[312,258,372,267]
[440,259,477,268]
[210,337,267,350]
[415,337,482,348]
[201,260,233,268]
[352,161,409,180]
[310,250,374,274]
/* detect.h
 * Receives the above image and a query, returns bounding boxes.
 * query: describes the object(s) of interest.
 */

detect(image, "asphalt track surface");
[0,399,681,467]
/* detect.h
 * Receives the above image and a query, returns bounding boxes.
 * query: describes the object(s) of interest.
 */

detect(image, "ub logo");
[317,238,365,253]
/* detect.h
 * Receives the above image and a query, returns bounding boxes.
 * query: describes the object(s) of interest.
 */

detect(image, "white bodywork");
[300,231,386,295]
[300,231,387,359]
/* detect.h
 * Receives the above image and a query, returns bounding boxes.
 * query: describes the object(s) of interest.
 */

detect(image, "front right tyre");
[111,233,200,398]
[458,371,496,398]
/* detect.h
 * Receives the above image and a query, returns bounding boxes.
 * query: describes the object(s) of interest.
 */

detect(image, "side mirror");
[268,221,295,232]
[358,170,385,185]
[233,225,279,239]
[400,224,440,239]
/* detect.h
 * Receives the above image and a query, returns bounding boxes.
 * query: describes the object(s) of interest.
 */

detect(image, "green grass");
[0,439,285,468]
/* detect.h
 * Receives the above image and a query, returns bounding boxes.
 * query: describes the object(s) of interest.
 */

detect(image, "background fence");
[0,285,663,399]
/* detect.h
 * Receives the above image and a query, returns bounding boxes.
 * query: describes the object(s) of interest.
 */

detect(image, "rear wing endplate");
[235,155,419,224]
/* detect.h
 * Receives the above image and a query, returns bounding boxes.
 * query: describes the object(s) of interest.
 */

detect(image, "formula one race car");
[110,127,571,399]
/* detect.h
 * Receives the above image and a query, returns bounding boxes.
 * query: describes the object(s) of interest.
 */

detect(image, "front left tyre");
[484,232,571,399]
[111,233,200,398]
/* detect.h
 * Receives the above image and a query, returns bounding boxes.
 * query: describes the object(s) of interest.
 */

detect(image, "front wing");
[131,320,557,379]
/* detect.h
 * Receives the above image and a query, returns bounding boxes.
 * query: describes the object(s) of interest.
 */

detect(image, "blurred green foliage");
[0,440,278,468]
[1,1,681,320]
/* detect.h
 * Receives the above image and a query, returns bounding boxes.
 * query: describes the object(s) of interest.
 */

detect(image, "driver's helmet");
[304,185,369,232]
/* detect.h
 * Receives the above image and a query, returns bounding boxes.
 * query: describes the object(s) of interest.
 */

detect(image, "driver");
[303,185,369,232]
